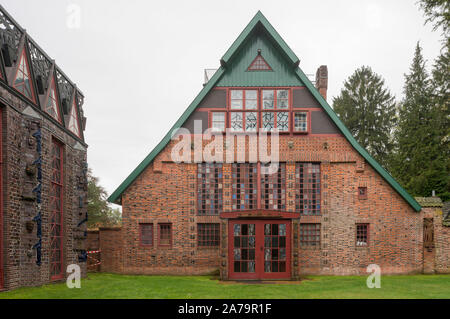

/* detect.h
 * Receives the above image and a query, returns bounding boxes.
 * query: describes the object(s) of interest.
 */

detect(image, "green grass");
[1,273,449,299]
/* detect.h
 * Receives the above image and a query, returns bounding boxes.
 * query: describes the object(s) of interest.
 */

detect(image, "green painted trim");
[293,67,421,212]
[108,11,421,212]
[221,11,299,67]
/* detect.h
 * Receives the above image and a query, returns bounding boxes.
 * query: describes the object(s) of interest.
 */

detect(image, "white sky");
[2,0,443,204]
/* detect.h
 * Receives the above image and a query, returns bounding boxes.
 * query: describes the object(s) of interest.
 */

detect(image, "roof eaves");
[294,66,422,212]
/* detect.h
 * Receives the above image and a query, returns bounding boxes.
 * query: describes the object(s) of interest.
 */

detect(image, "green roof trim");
[107,11,421,212]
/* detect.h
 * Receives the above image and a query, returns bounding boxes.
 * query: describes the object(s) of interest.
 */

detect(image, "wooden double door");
[228,220,291,280]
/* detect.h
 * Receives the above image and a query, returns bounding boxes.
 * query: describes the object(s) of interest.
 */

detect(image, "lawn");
[0,273,449,299]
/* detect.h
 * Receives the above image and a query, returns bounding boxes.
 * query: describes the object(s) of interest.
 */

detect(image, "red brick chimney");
[315,65,328,100]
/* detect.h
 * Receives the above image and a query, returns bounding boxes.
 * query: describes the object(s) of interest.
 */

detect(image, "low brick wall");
[98,227,124,273]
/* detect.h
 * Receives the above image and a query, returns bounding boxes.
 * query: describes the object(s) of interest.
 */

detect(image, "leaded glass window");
[277,112,289,132]
[295,163,321,215]
[262,112,275,131]
[197,163,223,215]
[245,112,257,132]
[230,112,243,131]
[261,163,286,210]
[232,163,257,210]
[294,112,308,132]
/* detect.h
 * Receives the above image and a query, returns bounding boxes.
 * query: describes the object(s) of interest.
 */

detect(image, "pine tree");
[333,66,396,169]
[392,43,449,200]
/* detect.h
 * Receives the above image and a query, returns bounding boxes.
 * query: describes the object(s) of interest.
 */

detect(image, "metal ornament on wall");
[31,126,42,266]
[0,7,23,66]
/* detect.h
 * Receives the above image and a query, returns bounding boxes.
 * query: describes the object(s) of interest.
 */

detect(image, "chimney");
[315,65,328,100]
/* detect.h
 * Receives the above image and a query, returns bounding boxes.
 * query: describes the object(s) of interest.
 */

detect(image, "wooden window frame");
[295,163,321,216]
[158,223,172,248]
[197,163,223,216]
[139,223,153,247]
[356,223,369,247]
[210,111,226,133]
[229,89,259,133]
[197,223,220,248]
[293,111,310,134]
[261,89,290,133]
[231,163,258,210]
[299,223,321,248]
[260,163,286,210]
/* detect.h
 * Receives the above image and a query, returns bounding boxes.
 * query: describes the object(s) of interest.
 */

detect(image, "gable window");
[13,50,35,102]
[300,223,321,248]
[261,163,286,210]
[68,95,81,137]
[294,112,308,133]
[211,112,226,132]
[232,163,257,210]
[45,77,62,122]
[247,50,272,71]
[197,163,223,215]
[197,223,220,247]
[262,89,289,132]
[158,223,172,247]
[295,163,321,215]
[230,90,258,132]
[139,223,153,246]
[356,223,369,246]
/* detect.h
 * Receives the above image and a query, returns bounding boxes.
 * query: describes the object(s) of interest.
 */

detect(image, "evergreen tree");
[333,66,396,169]
[392,43,449,200]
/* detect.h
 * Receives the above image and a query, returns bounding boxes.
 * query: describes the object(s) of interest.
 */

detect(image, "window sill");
[197,246,220,250]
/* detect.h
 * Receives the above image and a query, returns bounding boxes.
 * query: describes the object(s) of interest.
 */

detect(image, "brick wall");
[422,207,450,273]
[114,132,439,277]
[1,86,88,290]
[98,228,123,273]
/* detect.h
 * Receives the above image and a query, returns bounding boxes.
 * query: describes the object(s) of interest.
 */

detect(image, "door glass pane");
[264,223,287,273]
[233,223,255,273]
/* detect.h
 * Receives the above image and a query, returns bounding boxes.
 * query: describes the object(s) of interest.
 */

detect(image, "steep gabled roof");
[107,11,421,212]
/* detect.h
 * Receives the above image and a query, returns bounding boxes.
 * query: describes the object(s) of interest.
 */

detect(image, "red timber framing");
[0,107,3,289]
[228,220,291,280]
[50,139,64,280]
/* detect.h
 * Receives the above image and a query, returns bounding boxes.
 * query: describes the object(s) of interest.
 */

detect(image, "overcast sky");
[2,0,443,204]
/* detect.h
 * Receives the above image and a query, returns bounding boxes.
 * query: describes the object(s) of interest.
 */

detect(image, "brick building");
[0,6,88,290]
[107,12,449,279]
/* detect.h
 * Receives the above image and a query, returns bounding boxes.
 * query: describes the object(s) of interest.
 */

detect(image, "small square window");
[294,112,308,132]
[158,223,172,247]
[197,223,220,247]
[139,223,153,246]
[356,224,369,246]
[358,187,367,199]
[212,112,225,132]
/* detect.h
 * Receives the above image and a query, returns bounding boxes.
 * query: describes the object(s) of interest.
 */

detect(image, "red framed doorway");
[228,220,291,280]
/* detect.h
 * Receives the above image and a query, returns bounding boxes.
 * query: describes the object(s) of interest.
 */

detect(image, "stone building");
[0,6,88,290]
[105,11,448,279]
